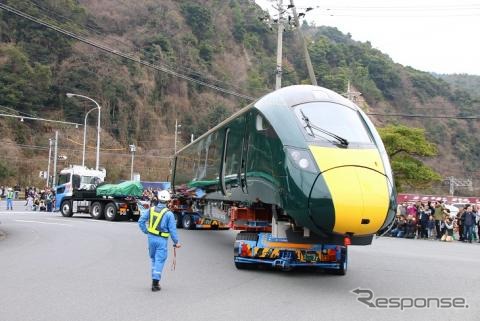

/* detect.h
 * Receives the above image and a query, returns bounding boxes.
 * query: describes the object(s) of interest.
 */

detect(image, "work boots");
[151,279,161,292]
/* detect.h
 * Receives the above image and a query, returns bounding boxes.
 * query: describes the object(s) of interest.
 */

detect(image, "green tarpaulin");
[96,181,144,197]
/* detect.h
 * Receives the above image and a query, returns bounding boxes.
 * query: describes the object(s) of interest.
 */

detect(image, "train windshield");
[294,102,372,144]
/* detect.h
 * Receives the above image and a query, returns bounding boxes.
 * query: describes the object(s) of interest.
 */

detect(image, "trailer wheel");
[182,214,195,230]
[60,200,73,217]
[90,202,104,220]
[104,203,118,221]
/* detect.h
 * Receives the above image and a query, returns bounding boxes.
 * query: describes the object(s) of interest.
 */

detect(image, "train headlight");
[298,158,309,169]
[286,147,319,173]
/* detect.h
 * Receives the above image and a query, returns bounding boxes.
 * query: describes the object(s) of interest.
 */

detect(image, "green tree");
[379,125,441,191]
[181,3,213,40]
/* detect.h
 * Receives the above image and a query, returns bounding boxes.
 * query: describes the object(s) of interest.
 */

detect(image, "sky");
[255,0,480,75]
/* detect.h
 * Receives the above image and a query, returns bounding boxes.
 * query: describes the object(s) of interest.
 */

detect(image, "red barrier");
[397,193,480,205]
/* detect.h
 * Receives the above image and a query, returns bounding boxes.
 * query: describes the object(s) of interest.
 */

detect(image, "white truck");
[54,165,142,221]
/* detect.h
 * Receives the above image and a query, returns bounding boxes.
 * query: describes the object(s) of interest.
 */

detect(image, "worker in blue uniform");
[138,190,180,292]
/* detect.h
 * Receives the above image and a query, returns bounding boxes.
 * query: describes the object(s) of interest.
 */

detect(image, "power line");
[0,113,82,126]
[24,1,248,93]
[0,3,256,102]
[0,104,39,118]
[367,113,480,119]
[0,141,173,158]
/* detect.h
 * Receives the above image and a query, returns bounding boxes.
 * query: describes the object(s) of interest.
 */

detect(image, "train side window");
[256,114,265,131]
[220,128,230,195]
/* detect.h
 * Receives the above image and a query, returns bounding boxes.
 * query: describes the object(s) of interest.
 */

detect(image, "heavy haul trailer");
[54,166,142,221]
[169,198,229,230]
[172,85,396,274]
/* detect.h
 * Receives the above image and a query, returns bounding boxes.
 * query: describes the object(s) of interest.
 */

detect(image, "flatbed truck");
[54,165,141,221]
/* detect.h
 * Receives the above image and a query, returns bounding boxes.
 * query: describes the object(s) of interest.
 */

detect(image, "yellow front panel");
[309,146,385,173]
[322,167,389,234]
[309,146,389,235]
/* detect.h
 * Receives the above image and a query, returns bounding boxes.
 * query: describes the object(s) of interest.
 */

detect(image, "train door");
[221,116,245,196]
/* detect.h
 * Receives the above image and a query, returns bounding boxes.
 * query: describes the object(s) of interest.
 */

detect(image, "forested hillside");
[1,0,479,191]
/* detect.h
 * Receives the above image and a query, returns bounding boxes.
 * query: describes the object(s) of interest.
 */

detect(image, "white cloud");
[255,0,480,75]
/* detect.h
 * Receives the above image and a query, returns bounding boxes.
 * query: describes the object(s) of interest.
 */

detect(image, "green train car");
[173,85,396,246]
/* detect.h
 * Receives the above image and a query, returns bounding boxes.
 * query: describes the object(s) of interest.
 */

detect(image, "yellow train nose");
[308,146,391,235]
[322,166,390,235]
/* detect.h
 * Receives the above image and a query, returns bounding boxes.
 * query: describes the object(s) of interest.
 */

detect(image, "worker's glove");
[173,243,181,248]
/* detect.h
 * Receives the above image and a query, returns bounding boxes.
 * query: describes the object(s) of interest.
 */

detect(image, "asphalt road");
[1,201,479,321]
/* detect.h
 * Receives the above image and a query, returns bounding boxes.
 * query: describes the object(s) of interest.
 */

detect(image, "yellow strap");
[147,207,170,237]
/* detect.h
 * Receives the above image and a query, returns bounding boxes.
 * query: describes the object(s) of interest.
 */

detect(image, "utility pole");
[275,0,284,90]
[174,119,181,155]
[344,80,362,102]
[289,0,317,86]
[52,131,58,187]
[129,144,136,181]
[46,138,52,187]
[446,176,473,196]
[95,105,101,170]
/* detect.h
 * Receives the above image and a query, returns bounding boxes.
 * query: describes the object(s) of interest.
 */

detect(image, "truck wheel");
[104,203,118,221]
[90,202,104,220]
[182,214,195,230]
[60,200,73,217]
[174,212,182,228]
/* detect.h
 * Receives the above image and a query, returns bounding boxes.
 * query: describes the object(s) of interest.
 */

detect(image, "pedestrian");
[138,190,180,292]
[427,215,435,239]
[442,217,454,242]
[6,187,14,210]
[433,201,444,239]
[463,205,475,243]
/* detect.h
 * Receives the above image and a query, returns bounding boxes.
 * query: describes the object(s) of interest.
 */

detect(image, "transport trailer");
[170,199,229,230]
[234,232,348,274]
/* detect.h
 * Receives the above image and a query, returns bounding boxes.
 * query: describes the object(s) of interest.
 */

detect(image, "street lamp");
[66,93,102,170]
[174,119,181,155]
[129,144,136,181]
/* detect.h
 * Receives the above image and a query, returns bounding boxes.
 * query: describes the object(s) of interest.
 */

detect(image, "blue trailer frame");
[234,232,348,274]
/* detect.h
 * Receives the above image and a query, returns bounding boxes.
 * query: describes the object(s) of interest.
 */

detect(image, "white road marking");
[44,218,78,223]
[14,219,73,227]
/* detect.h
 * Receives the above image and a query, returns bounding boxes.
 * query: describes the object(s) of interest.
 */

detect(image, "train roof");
[177,85,359,154]
[255,85,357,114]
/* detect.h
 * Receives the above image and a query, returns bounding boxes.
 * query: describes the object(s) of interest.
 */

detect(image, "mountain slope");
[0,0,479,191]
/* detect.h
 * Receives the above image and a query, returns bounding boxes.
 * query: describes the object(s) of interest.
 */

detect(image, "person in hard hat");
[6,187,14,210]
[138,190,180,292]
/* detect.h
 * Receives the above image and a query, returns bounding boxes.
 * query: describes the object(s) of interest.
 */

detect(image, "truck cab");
[55,165,106,211]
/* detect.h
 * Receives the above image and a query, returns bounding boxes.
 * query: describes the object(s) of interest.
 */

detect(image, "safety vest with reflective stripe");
[7,191,14,199]
[147,207,170,237]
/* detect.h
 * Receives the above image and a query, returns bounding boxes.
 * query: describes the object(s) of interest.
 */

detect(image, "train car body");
[172,85,396,248]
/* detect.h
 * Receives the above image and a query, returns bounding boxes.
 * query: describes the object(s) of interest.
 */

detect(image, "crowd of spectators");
[140,188,160,207]
[387,201,480,243]
[1,186,55,212]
